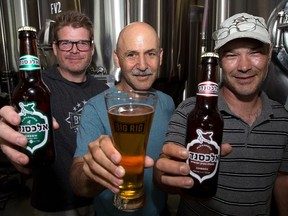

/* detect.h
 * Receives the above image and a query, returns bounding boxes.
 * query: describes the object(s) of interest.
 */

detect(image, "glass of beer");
[105,90,157,211]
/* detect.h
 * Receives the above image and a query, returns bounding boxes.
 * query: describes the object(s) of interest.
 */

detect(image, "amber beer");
[183,52,224,198]
[105,90,157,211]
[108,104,154,196]
[12,26,55,168]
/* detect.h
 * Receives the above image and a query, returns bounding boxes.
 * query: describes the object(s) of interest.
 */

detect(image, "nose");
[237,55,252,73]
[71,43,79,53]
[136,54,148,70]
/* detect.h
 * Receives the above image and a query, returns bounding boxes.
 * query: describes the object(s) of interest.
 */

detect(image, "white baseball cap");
[213,13,271,50]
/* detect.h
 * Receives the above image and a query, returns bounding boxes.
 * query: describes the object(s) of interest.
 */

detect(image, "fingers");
[0,122,27,147]
[155,143,194,189]
[83,135,124,193]
[10,160,31,175]
[0,106,21,126]
[52,117,60,130]
[0,106,27,147]
[161,175,194,189]
[83,135,158,193]
[144,156,154,168]
[162,142,189,159]
[154,142,233,191]
[159,143,190,176]
[1,144,28,164]
[0,106,29,171]
[155,154,192,186]
[83,154,124,193]
[221,143,232,156]
[156,154,189,175]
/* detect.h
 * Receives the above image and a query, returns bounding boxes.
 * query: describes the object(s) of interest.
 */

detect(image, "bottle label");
[197,81,218,97]
[186,129,220,183]
[18,102,49,154]
[19,55,41,71]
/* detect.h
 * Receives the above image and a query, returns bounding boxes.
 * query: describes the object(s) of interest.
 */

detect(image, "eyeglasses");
[212,16,268,41]
[55,40,93,51]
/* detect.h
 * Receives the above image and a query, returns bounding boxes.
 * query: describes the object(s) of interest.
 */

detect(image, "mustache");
[131,68,153,76]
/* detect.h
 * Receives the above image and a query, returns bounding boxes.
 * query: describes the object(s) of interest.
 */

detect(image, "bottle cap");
[18,26,36,32]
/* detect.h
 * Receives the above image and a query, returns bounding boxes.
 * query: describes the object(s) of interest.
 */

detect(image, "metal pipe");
[275,10,286,51]
[0,0,10,73]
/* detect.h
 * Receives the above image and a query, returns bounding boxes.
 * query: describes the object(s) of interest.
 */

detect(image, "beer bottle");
[183,52,223,198]
[12,26,55,168]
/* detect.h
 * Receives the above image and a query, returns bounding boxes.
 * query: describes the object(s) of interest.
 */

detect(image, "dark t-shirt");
[31,64,108,211]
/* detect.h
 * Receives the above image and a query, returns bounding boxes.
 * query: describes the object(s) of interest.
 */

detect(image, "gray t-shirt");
[165,91,288,216]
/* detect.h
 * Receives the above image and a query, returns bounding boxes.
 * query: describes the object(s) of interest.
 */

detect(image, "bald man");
[70,22,175,216]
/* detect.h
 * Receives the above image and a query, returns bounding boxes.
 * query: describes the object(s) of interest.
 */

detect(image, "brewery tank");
[0,0,39,106]
[0,0,203,106]
[262,0,288,108]
[0,0,285,108]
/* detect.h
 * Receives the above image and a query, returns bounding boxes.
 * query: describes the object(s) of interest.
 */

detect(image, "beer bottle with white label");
[183,52,223,198]
[12,26,55,168]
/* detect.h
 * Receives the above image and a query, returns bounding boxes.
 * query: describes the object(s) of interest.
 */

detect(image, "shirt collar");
[217,87,274,122]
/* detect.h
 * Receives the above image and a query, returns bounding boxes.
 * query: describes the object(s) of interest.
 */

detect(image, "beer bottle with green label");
[12,26,55,168]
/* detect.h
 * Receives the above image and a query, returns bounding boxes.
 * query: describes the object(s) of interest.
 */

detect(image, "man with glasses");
[154,12,288,215]
[0,11,108,215]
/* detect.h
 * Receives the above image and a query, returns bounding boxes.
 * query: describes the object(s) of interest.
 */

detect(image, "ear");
[91,42,95,55]
[113,50,120,68]
[218,57,223,69]
[159,48,163,66]
[52,42,58,57]
[268,44,273,61]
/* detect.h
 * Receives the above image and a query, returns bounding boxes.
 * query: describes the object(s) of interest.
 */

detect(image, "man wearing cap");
[153,12,288,215]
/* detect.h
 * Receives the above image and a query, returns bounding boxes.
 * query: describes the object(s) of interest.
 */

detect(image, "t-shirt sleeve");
[74,97,109,157]
[165,98,195,147]
[279,142,288,173]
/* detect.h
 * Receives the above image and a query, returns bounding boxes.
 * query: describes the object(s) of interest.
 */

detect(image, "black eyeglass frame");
[54,40,93,51]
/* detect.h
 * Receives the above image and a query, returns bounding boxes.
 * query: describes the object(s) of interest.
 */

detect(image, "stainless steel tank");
[36,0,164,81]
[262,0,288,108]
[0,0,39,106]
[0,0,284,108]
[18,0,206,105]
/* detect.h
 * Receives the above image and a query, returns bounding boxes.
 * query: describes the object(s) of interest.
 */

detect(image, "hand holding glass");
[105,90,157,211]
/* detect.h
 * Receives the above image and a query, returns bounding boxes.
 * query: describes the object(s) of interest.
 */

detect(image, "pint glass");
[105,90,157,211]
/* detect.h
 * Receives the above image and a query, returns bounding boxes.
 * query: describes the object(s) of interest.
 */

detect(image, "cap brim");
[214,31,271,50]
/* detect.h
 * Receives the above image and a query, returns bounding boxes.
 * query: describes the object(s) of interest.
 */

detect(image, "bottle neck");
[195,55,219,109]
[200,63,217,83]
[196,95,218,109]
[18,35,42,82]
[19,69,42,82]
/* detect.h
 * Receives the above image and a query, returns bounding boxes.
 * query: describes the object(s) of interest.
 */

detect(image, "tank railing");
[274,10,287,51]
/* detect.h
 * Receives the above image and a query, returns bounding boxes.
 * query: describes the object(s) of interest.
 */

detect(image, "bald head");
[113,22,163,91]
[116,22,160,52]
